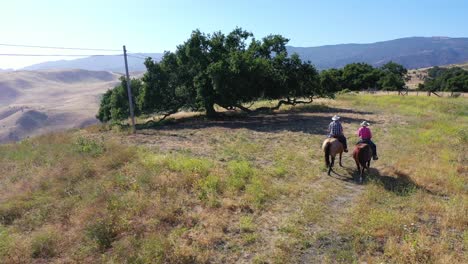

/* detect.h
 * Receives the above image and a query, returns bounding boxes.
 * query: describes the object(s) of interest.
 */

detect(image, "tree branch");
[252,97,313,112]
[235,104,254,113]
[244,101,256,109]
[143,106,182,126]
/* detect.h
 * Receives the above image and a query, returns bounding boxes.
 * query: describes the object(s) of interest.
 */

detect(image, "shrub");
[136,235,168,263]
[0,200,31,225]
[239,216,255,233]
[0,227,12,258]
[197,174,222,206]
[246,177,269,207]
[271,165,287,178]
[74,137,104,156]
[85,216,118,251]
[227,160,253,191]
[31,228,59,258]
[167,156,212,177]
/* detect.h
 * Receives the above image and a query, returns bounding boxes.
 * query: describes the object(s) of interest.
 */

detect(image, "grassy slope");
[0,96,466,263]
[326,95,467,263]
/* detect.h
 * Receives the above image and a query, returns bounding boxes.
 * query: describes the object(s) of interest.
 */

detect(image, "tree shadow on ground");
[281,104,373,115]
[135,104,374,136]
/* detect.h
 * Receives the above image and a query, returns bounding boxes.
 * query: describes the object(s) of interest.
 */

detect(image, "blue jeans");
[357,139,377,156]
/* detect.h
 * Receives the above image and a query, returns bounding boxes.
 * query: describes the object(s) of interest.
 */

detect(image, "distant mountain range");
[288,37,468,69]
[22,53,162,73]
[19,37,468,71]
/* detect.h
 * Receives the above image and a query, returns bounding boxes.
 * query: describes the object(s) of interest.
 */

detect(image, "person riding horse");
[357,121,378,160]
[328,115,348,152]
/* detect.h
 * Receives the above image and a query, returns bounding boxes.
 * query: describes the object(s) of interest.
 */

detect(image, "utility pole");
[123,45,136,133]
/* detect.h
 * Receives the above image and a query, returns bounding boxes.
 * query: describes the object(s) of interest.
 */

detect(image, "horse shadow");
[327,166,358,183]
[366,168,420,196]
[333,166,435,196]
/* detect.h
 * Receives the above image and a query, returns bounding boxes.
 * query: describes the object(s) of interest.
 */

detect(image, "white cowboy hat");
[360,121,370,127]
[331,115,340,121]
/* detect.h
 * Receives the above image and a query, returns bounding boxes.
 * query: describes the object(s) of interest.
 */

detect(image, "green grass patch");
[227,160,254,191]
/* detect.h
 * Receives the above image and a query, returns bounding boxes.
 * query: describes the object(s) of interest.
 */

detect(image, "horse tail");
[358,144,371,168]
[353,148,360,169]
[324,142,331,167]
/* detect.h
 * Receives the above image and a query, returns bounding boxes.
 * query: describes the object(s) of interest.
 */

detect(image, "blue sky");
[1,0,467,69]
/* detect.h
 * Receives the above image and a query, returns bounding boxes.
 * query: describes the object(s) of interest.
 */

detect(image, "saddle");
[355,143,370,149]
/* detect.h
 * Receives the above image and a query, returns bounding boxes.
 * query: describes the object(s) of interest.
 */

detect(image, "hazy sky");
[1,0,467,69]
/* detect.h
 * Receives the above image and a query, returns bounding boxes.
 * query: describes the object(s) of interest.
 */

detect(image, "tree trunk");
[205,102,217,117]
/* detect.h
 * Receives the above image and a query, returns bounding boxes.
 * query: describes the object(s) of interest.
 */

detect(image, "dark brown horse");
[322,138,344,175]
[353,143,372,183]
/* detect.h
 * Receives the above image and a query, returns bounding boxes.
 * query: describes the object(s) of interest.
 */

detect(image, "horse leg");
[328,156,335,175]
[359,165,365,184]
[339,153,343,167]
[354,159,360,181]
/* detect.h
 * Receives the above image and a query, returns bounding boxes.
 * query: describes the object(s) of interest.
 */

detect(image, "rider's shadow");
[330,166,437,197]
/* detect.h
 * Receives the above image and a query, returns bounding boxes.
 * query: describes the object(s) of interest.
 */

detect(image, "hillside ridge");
[0,69,120,143]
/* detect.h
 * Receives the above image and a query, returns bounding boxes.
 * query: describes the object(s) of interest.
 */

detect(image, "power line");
[127,54,148,60]
[0,43,121,52]
[0,53,119,57]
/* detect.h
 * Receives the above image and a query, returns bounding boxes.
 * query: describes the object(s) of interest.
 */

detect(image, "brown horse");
[322,138,344,175]
[353,143,373,183]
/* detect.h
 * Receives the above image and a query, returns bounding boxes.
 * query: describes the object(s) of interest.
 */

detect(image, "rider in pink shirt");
[357,121,378,160]
[358,126,372,140]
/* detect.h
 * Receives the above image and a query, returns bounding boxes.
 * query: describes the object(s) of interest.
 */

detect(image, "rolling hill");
[19,37,468,72]
[0,69,120,143]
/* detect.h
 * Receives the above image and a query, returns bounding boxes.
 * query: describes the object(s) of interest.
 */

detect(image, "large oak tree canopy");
[97,28,327,122]
[97,29,411,123]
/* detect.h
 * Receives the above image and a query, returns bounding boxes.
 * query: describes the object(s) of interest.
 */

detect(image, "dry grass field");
[0,95,466,263]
